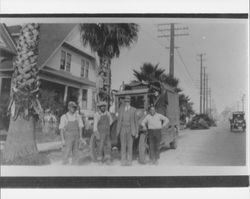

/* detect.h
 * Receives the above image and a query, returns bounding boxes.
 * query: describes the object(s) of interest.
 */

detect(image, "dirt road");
[159,121,246,166]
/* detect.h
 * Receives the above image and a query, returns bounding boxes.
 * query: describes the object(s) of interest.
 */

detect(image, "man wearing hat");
[116,95,139,166]
[59,101,84,165]
[93,101,113,164]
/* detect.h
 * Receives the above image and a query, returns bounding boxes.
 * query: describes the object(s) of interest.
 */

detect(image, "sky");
[110,19,248,113]
[2,18,248,114]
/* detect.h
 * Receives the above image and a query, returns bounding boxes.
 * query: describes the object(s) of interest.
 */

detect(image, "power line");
[176,48,196,84]
[156,25,197,88]
[141,26,198,97]
[157,23,189,77]
[175,52,197,91]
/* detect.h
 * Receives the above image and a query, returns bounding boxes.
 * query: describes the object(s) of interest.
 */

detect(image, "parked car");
[229,111,246,132]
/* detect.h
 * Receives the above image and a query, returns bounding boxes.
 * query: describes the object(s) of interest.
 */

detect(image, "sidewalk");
[0,140,64,152]
[37,141,64,152]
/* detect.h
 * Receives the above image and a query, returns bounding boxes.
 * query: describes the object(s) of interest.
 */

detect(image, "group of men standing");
[59,95,169,166]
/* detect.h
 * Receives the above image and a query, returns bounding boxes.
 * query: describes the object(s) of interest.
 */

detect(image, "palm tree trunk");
[97,56,111,108]
[3,116,37,162]
[2,24,47,165]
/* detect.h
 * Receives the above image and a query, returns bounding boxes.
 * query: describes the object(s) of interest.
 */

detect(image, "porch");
[39,66,96,113]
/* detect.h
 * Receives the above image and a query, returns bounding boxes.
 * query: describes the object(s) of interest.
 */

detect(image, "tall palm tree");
[133,63,180,91]
[79,23,139,106]
[179,93,194,120]
[159,73,179,88]
[133,62,165,83]
[3,24,46,164]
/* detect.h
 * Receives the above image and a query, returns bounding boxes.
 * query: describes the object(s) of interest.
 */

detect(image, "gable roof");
[0,24,17,56]
[7,23,77,69]
[36,23,77,69]
[6,25,21,35]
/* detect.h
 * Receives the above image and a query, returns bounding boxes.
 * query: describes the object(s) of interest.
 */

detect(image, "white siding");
[46,47,96,82]
[64,25,100,69]
[87,88,92,110]
[43,25,98,114]
[64,26,94,56]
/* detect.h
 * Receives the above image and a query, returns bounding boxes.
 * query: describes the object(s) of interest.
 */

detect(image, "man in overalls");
[116,96,139,166]
[59,101,84,165]
[93,101,113,164]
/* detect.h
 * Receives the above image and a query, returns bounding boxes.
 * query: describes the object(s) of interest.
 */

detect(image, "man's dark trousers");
[148,129,161,161]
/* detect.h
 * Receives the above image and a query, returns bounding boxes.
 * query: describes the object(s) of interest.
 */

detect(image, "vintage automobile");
[229,111,246,132]
[89,81,180,164]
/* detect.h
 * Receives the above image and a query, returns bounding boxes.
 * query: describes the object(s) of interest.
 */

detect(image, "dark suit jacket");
[116,105,139,137]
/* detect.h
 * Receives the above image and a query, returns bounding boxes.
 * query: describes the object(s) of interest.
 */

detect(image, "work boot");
[121,160,127,166]
[105,159,112,165]
[62,160,69,165]
[153,160,159,165]
[126,161,132,166]
[148,160,154,165]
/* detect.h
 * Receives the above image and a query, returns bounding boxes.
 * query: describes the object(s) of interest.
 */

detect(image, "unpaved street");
[159,121,246,166]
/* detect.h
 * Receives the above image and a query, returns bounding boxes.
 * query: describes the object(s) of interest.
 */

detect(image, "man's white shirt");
[141,113,169,130]
[59,112,84,130]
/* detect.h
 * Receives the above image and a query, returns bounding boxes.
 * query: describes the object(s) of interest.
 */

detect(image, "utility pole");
[198,53,205,114]
[237,101,239,111]
[242,94,245,112]
[169,24,175,77]
[158,24,188,77]
[206,74,209,114]
[209,88,212,117]
[203,67,206,114]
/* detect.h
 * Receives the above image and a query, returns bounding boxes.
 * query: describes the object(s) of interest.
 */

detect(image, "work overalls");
[97,114,111,162]
[63,115,80,165]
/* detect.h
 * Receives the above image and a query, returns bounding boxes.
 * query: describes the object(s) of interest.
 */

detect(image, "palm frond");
[80,23,138,59]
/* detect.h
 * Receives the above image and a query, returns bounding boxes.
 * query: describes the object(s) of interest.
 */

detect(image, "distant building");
[0,24,98,118]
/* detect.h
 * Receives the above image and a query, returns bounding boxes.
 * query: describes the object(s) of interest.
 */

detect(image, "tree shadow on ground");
[0,151,50,165]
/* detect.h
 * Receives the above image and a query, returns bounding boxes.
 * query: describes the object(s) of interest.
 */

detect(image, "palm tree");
[159,73,179,88]
[133,63,181,92]
[3,24,47,164]
[79,23,139,106]
[179,93,194,120]
[133,62,165,83]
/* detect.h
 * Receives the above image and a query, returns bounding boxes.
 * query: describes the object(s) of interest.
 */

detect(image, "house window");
[92,90,96,111]
[81,59,90,79]
[66,53,71,72]
[82,89,88,109]
[60,50,66,70]
[85,61,89,78]
[60,50,71,72]
[81,59,85,77]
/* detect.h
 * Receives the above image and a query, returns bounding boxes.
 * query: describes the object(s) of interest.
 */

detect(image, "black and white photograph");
[0,15,248,187]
